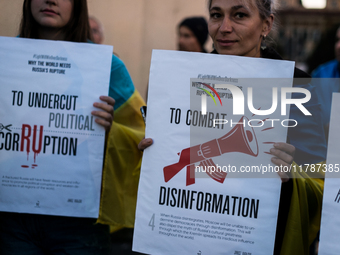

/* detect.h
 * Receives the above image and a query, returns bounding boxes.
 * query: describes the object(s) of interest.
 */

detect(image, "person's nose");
[45,0,57,5]
[219,17,233,34]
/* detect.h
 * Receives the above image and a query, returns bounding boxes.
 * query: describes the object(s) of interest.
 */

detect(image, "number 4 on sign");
[149,213,155,231]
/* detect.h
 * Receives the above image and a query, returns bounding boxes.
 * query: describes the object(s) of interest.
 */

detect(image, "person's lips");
[41,8,58,15]
[216,39,237,47]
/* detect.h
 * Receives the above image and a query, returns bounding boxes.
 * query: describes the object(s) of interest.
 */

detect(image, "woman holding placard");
[0,0,145,254]
[139,0,326,254]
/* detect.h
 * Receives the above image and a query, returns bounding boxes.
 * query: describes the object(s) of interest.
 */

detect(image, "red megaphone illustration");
[163,116,258,186]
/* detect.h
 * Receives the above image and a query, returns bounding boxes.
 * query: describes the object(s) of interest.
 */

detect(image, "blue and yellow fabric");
[279,163,324,255]
[97,55,145,231]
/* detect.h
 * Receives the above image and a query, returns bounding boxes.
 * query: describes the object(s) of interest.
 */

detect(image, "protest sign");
[133,50,296,254]
[318,92,340,255]
[0,36,112,218]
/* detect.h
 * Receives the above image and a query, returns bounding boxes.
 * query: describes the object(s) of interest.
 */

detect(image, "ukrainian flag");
[97,55,145,231]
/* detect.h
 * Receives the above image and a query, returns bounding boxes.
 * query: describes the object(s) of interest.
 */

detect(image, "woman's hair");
[207,0,277,21]
[19,0,93,42]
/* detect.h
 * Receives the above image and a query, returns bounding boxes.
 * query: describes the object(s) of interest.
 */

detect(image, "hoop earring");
[261,35,267,50]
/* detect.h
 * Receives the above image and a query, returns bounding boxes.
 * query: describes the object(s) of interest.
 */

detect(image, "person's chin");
[39,20,59,28]
[215,47,237,56]
[178,46,187,51]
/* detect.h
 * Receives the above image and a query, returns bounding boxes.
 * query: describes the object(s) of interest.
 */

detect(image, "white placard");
[318,93,340,255]
[0,36,113,218]
[133,50,295,255]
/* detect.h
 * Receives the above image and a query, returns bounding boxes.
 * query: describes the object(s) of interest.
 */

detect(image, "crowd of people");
[0,0,339,254]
